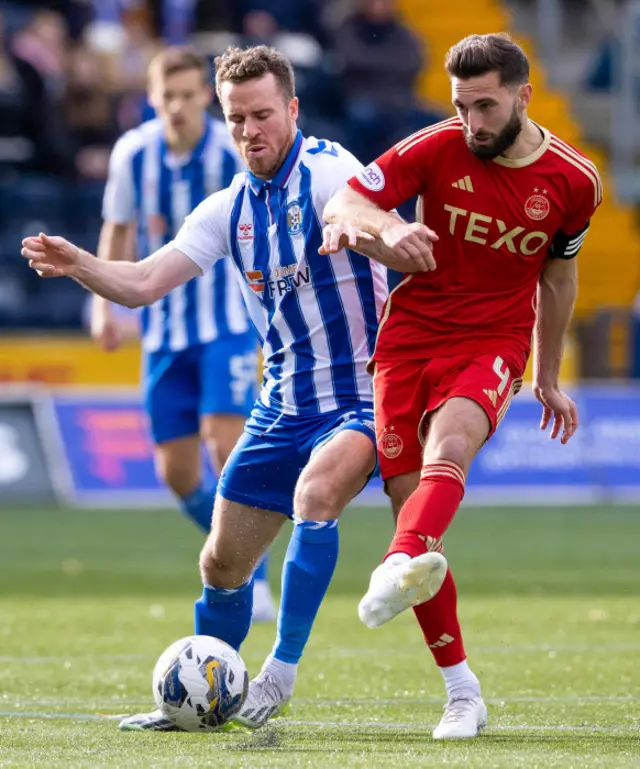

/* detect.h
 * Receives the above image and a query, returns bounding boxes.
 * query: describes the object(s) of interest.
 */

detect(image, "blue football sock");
[194,581,253,651]
[254,553,269,582]
[273,519,339,664]
[178,480,217,534]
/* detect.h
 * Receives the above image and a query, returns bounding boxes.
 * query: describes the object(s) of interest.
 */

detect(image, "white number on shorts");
[493,356,511,396]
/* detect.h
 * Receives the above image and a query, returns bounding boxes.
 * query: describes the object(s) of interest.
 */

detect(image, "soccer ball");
[152,635,249,732]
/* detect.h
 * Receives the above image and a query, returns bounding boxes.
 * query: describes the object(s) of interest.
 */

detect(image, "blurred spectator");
[334,0,441,162]
[1,0,91,39]
[64,44,119,179]
[0,9,70,175]
[11,9,69,98]
[193,0,235,33]
[231,0,325,41]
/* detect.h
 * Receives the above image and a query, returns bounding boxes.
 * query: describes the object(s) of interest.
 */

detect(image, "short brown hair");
[148,46,209,84]
[445,33,529,86]
[214,45,295,102]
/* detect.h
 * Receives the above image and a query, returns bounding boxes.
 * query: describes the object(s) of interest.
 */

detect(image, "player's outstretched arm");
[532,257,579,444]
[21,233,201,308]
[323,187,438,272]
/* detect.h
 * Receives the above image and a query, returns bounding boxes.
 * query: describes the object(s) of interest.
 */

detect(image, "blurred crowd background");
[0,0,639,380]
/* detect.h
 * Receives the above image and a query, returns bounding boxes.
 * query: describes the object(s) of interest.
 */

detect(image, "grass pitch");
[0,504,639,767]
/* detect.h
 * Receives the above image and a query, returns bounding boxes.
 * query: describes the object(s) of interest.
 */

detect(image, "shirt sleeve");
[102,136,137,223]
[170,189,231,273]
[308,141,368,205]
[346,128,438,211]
[549,168,603,260]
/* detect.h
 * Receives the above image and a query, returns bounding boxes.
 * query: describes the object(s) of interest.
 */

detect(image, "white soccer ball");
[152,635,248,732]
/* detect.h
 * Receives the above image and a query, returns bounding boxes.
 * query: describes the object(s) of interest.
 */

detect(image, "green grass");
[0,505,639,767]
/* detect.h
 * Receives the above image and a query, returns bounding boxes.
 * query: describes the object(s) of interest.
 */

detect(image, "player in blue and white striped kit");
[23,46,441,732]
[91,47,275,619]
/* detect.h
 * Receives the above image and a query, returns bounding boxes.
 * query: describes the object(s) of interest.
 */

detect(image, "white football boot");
[358,552,448,629]
[251,579,277,623]
[233,671,291,729]
[119,709,182,731]
[432,691,488,739]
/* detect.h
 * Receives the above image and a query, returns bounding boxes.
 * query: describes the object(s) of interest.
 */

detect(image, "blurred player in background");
[323,33,602,739]
[91,46,276,622]
[23,45,448,733]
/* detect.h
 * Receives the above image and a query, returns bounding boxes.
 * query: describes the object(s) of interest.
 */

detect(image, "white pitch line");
[0,711,637,735]
[3,643,640,666]
[0,654,151,664]
[3,694,640,709]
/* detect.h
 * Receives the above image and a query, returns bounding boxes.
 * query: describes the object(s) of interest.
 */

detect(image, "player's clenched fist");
[379,221,438,272]
[21,233,80,278]
[319,223,374,255]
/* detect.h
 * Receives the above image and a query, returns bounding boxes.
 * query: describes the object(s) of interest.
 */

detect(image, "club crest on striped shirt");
[286,200,303,235]
[524,189,550,221]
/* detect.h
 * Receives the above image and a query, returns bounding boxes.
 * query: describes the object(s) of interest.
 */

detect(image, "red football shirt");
[348,116,602,370]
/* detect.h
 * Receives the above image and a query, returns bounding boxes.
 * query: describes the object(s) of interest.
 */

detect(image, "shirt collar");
[161,116,212,166]
[246,130,303,194]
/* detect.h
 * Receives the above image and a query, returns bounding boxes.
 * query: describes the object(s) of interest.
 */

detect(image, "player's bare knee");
[156,461,199,499]
[294,474,342,522]
[425,433,474,472]
[199,544,249,590]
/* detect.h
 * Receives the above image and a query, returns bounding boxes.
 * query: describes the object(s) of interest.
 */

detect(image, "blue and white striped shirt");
[102,116,250,353]
[172,131,388,416]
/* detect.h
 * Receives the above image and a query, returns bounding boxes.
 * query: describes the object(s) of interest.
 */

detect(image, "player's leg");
[199,337,276,622]
[119,493,285,732]
[369,355,522,738]
[120,412,299,732]
[195,493,285,646]
[384,427,486,740]
[406,398,489,738]
[235,407,378,728]
[144,349,215,533]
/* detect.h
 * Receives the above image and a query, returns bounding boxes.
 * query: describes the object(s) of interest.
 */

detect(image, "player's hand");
[319,223,375,255]
[21,233,80,278]
[532,383,579,444]
[379,221,438,272]
[90,308,122,352]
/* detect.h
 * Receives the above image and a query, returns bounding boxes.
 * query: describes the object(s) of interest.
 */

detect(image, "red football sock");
[413,569,466,667]
[386,461,465,559]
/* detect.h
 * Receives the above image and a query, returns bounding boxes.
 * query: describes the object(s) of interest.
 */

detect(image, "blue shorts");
[218,400,378,517]
[143,333,258,444]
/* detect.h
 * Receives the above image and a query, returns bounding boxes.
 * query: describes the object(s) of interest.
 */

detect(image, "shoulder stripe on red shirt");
[394,117,460,153]
[396,120,464,157]
[548,138,603,207]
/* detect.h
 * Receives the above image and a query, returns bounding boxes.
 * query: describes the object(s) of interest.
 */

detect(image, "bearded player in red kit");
[322,33,602,739]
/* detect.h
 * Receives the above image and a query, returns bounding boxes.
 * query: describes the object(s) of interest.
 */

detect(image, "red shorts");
[373,353,523,481]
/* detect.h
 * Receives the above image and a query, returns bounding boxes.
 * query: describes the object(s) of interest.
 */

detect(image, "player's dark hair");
[148,46,209,85]
[445,33,530,86]
[214,45,295,103]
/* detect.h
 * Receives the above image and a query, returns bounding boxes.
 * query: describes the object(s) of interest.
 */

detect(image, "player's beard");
[464,106,523,160]
[244,136,294,180]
